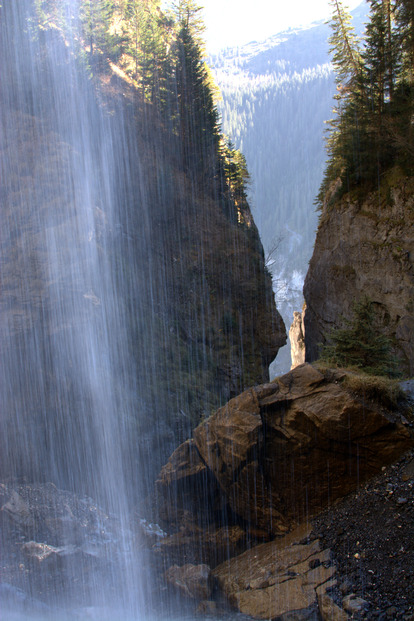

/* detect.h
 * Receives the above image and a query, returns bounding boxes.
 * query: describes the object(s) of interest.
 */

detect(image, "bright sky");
[199,0,364,53]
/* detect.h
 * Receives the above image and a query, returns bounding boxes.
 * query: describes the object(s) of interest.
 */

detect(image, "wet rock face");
[303,183,414,375]
[0,8,286,491]
[164,563,212,600]
[156,364,413,549]
[0,482,136,610]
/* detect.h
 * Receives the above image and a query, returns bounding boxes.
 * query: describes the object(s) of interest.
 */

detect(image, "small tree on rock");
[320,296,400,377]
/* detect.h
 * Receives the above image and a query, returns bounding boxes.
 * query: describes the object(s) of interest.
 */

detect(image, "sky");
[198,0,364,53]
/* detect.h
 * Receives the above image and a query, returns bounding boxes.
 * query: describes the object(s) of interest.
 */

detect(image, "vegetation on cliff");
[304,1,414,380]
[320,296,400,377]
[318,0,414,206]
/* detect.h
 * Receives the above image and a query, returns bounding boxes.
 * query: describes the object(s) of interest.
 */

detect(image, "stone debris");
[313,448,414,619]
[317,592,348,621]
[342,593,370,614]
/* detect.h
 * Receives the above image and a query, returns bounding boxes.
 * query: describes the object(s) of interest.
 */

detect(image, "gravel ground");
[312,448,414,620]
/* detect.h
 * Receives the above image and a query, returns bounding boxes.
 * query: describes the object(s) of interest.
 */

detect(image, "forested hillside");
[210,3,368,372]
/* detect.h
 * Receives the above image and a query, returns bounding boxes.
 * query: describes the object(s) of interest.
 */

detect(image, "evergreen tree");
[328,0,364,94]
[364,0,397,115]
[80,0,113,61]
[123,0,169,101]
[395,0,414,83]
[172,0,220,175]
[392,0,414,160]
[318,0,414,203]
[320,297,400,377]
[318,0,366,199]
[221,139,251,222]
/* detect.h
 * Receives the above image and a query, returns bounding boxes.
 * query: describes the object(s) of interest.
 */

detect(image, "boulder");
[260,364,412,520]
[155,439,216,527]
[164,563,212,600]
[156,364,412,544]
[317,592,348,621]
[1,482,116,547]
[0,482,132,608]
[193,387,290,535]
[153,524,248,568]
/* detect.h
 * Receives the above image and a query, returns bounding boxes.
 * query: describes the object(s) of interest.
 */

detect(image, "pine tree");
[395,0,414,83]
[392,0,414,160]
[320,297,400,377]
[328,0,364,93]
[172,0,220,175]
[123,0,169,101]
[80,0,112,61]
[317,0,414,203]
[364,0,397,115]
[317,0,366,201]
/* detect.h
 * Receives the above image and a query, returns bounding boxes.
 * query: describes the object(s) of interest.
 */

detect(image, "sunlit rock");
[289,309,306,369]
[212,525,336,619]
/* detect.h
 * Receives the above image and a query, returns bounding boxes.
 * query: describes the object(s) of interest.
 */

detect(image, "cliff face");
[0,15,285,489]
[303,176,414,376]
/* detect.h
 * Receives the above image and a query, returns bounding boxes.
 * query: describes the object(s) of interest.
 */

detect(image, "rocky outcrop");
[155,364,412,556]
[289,309,306,369]
[164,563,212,600]
[304,178,414,375]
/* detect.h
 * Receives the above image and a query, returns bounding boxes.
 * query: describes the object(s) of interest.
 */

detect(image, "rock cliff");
[303,175,414,376]
[0,15,285,489]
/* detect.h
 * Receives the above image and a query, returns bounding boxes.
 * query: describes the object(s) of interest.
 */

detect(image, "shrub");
[320,296,400,378]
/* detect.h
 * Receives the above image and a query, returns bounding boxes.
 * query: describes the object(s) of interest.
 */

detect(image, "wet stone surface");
[312,449,414,620]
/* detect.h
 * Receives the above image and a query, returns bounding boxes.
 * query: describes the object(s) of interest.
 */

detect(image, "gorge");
[1,1,414,620]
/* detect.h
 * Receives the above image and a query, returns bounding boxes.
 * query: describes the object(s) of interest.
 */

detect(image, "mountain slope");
[210,3,369,373]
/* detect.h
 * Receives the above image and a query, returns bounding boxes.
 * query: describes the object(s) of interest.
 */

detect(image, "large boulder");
[156,364,412,552]
[259,364,411,519]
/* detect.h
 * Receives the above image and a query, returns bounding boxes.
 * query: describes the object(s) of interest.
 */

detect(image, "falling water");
[0,1,285,618]
[0,1,151,616]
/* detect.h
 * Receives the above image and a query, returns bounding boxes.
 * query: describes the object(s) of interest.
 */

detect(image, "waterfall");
[0,1,149,615]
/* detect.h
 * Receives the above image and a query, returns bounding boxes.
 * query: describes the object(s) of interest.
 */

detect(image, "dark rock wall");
[0,11,285,491]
